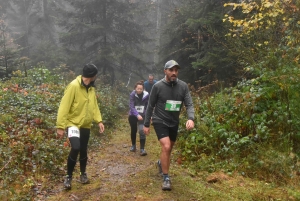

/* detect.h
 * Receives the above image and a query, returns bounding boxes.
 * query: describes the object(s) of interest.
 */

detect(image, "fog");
[0,0,237,85]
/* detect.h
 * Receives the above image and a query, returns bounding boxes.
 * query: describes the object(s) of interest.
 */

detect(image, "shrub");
[177,75,300,183]
[0,66,127,199]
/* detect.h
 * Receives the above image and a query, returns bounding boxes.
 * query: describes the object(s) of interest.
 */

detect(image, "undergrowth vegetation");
[2,1,300,200]
[176,1,300,191]
[1,65,299,200]
[177,75,300,185]
[0,65,128,200]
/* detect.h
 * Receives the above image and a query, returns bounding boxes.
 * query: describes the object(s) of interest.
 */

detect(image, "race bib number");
[68,126,80,138]
[165,100,182,111]
[135,106,145,113]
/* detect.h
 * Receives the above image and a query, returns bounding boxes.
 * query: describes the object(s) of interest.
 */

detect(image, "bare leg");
[159,137,175,174]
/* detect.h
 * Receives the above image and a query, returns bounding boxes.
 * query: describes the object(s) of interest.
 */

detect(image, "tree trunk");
[154,0,162,67]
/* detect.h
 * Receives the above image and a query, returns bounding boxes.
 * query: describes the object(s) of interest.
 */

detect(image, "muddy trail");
[37,117,205,201]
[34,116,299,201]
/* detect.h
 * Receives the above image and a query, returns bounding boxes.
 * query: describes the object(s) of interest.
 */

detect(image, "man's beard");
[167,75,177,85]
[169,75,177,81]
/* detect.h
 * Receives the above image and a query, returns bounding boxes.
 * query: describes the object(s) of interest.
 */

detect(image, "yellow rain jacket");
[56,75,102,129]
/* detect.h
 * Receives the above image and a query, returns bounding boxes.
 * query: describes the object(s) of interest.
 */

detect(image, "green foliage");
[97,82,127,125]
[0,67,67,200]
[177,72,300,183]
[223,0,300,75]
[89,78,128,148]
[176,0,300,184]
[0,66,126,199]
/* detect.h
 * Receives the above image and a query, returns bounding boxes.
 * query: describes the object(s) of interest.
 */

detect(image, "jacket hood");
[133,90,149,100]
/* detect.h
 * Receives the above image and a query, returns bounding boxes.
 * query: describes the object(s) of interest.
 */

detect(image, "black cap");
[82,64,98,78]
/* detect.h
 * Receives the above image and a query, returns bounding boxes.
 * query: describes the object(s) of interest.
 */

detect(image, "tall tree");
[0,0,64,67]
[152,0,182,70]
[0,18,20,77]
[58,0,152,85]
[159,0,241,86]
[30,0,66,67]
[223,0,300,74]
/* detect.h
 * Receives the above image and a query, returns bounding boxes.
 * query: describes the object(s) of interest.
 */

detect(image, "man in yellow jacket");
[56,63,105,190]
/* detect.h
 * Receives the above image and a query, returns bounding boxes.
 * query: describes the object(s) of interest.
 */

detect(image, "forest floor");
[35,116,300,201]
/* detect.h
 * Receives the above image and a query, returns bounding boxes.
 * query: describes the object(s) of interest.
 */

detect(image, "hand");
[186,120,194,130]
[98,122,105,134]
[137,115,143,121]
[143,126,150,135]
[56,128,65,139]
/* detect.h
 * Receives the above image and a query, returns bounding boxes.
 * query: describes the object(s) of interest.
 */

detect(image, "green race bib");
[165,100,182,111]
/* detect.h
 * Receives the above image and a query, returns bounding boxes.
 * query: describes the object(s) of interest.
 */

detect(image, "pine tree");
[0,0,63,67]
[0,18,20,77]
[159,0,241,86]
[58,0,152,84]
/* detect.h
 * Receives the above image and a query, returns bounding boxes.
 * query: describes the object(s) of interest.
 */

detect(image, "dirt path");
[39,117,206,201]
[34,116,300,201]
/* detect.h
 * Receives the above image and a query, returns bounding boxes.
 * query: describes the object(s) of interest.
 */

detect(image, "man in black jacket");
[143,60,195,191]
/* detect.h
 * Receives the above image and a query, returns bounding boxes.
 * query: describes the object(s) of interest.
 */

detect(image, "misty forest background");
[0,0,300,200]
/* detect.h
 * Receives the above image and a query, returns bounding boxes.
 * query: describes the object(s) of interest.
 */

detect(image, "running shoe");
[162,177,171,191]
[130,145,136,152]
[64,175,72,190]
[140,149,147,156]
[80,172,89,184]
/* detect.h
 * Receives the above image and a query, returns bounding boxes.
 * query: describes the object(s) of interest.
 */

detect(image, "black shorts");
[153,123,178,142]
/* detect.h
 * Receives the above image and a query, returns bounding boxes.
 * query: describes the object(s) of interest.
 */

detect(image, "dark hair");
[134,80,144,89]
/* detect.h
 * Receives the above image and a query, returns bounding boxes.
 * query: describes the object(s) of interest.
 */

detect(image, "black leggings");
[67,128,90,176]
[128,115,145,146]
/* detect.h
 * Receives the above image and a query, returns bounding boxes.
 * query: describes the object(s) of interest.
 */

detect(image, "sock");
[163,174,169,180]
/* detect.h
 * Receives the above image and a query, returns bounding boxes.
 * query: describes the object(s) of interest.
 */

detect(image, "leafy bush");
[176,0,300,184]
[0,66,127,199]
[0,67,68,200]
[177,75,300,183]
[88,76,128,148]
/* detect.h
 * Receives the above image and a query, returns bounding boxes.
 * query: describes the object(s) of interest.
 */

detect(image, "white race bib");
[135,106,145,113]
[68,126,80,138]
